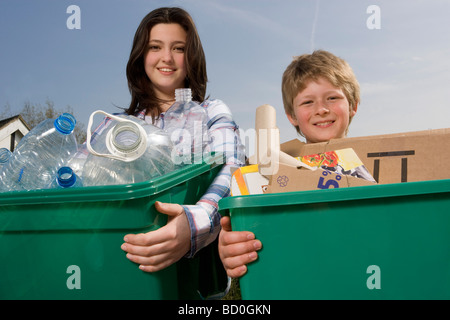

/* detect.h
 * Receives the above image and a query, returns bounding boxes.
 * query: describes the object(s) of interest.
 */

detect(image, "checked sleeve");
[182,99,246,257]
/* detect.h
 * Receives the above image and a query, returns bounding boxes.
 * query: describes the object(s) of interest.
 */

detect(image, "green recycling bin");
[219,178,450,300]
[0,155,224,300]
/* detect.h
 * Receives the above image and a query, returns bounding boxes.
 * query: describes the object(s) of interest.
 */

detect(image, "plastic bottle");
[66,152,87,178]
[48,166,83,189]
[0,148,12,167]
[0,148,13,192]
[81,111,175,186]
[163,88,209,165]
[0,113,78,192]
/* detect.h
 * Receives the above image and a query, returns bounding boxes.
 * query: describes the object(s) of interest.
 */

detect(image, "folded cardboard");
[266,164,375,193]
[296,148,375,183]
[233,148,376,195]
[279,128,450,185]
[266,148,376,194]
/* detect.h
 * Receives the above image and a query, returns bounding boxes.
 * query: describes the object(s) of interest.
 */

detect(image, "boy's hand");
[218,216,262,278]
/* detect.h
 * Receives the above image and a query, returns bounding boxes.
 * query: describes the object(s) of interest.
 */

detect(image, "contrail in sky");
[310,0,320,52]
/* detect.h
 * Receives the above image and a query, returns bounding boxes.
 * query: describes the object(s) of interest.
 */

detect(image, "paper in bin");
[231,165,269,196]
[297,148,376,183]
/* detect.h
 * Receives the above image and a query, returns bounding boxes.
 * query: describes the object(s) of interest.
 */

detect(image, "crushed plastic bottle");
[81,111,175,186]
[0,113,78,192]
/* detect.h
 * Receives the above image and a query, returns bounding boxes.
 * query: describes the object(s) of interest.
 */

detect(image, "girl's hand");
[121,201,191,272]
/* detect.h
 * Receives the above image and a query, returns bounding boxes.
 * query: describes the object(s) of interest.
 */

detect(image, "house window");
[10,131,16,152]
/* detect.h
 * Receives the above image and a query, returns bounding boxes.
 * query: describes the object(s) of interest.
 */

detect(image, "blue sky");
[1,0,449,155]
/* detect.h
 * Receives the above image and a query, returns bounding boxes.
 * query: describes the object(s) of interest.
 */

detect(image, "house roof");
[0,115,31,131]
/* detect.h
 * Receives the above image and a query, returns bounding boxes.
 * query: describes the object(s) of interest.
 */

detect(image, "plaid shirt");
[81,99,246,257]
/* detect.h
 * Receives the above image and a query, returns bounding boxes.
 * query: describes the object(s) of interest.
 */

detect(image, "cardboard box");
[279,128,450,185]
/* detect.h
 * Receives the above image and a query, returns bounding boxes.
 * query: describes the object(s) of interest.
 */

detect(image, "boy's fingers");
[227,265,248,279]
[221,239,262,259]
[220,216,232,232]
[220,216,260,246]
[219,215,262,279]
[221,229,258,247]
[222,251,259,278]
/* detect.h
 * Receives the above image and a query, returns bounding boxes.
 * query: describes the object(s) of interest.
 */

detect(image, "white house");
[0,115,30,151]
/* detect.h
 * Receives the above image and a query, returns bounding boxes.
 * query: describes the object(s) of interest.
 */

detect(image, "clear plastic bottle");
[81,111,175,187]
[163,88,210,165]
[0,148,12,167]
[48,166,83,189]
[0,113,78,192]
[66,152,87,178]
[0,148,13,192]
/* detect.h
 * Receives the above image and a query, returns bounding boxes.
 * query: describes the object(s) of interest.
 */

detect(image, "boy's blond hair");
[282,50,360,136]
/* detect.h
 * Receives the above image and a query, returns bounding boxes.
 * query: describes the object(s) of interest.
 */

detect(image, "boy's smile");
[287,77,357,143]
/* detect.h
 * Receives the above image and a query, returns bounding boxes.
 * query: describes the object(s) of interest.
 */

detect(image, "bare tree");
[0,102,12,120]
[1,99,87,144]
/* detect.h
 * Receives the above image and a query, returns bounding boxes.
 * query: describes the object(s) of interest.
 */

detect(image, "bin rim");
[0,152,224,206]
[219,178,450,216]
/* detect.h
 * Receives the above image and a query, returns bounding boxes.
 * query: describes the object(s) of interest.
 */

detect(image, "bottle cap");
[0,148,12,164]
[54,113,76,135]
[57,166,77,188]
[175,88,192,102]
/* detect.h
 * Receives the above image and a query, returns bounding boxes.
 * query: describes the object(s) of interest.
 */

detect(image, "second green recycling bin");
[220,178,450,300]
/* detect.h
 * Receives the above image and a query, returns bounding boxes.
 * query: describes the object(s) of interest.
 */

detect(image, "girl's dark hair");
[126,7,208,119]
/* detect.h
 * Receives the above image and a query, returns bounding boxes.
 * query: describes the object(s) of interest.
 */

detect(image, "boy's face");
[287,77,357,143]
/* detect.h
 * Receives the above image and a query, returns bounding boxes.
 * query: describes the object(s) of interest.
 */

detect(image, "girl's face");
[287,77,357,143]
[145,23,187,108]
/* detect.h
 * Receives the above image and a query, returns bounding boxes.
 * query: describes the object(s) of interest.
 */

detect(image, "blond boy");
[219,50,360,278]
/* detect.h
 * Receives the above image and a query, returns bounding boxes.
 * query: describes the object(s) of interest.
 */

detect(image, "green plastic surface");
[0,154,224,300]
[219,179,450,300]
